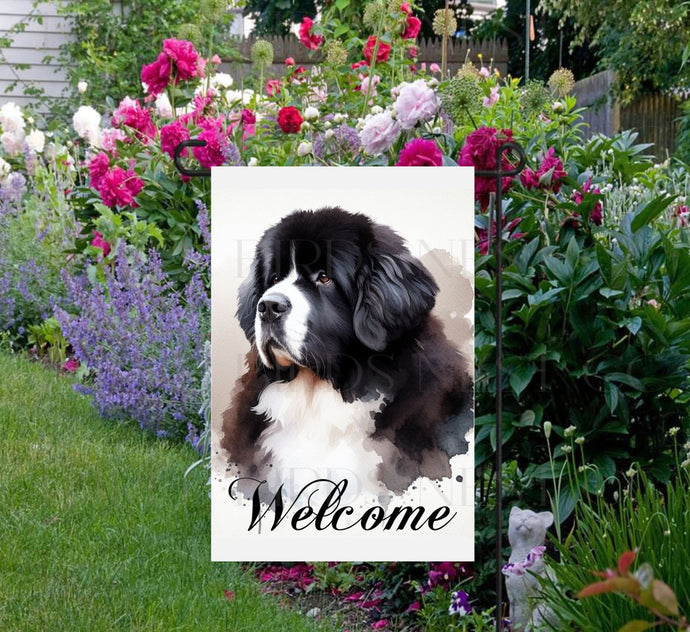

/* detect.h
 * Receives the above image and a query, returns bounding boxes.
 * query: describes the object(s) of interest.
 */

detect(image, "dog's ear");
[353,225,437,351]
[236,255,263,341]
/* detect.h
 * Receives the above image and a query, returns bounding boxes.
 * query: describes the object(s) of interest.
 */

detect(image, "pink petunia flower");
[396,138,442,166]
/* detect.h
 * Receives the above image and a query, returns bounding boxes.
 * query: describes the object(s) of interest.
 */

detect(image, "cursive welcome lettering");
[228,478,457,532]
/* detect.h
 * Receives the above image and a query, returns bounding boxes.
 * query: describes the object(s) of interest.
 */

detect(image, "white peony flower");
[226,89,254,106]
[359,111,401,155]
[247,157,258,166]
[25,129,45,153]
[211,72,234,89]
[155,92,173,118]
[297,141,313,157]
[324,129,335,140]
[0,101,25,135]
[77,80,88,94]
[303,106,319,121]
[0,155,10,181]
[72,105,102,147]
[1,130,25,156]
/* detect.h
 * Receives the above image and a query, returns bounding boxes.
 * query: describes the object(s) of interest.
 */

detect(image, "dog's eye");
[317,272,332,285]
[269,274,279,285]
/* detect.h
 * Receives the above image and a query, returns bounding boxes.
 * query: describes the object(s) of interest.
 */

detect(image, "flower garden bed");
[1,0,690,628]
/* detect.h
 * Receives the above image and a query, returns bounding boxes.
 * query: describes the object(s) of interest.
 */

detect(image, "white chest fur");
[253,369,387,500]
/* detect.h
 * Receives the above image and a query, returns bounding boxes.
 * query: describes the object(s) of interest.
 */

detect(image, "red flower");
[402,15,421,39]
[242,109,256,125]
[400,2,412,14]
[351,60,369,70]
[293,65,307,80]
[520,147,566,193]
[363,36,391,63]
[277,106,303,133]
[266,79,282,96]
[677,204,689,226]
[476,217,524,254]
[141,52,172,97]
[98,167,144,208]
[396,138,442,166]
[458,127,515,209]
[88,152,110,190]
[160,120,190,159]
[299,17,323,50]
[91,230,111,257]
[163,38,202,82]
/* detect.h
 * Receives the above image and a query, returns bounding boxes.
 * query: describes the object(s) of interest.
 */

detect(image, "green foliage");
[27,316,68,365]
[540,0,690,103]
[540,468,690,630]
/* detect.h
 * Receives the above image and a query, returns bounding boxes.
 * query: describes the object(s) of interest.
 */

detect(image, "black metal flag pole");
[476,141,526,631]
[173,139,527,631]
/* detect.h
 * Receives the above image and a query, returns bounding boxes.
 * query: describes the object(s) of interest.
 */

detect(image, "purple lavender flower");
[448,590,471,616]
[224,141,243,166]
[313,124,361,163]
[0,172,27,207]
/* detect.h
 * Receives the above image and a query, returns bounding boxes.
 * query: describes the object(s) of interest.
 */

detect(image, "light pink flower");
[430,63,441,73]
[483,85,500,107]
[359,111,401,155]
[99,127,127,153]
[91,230,111,257]
[393,79,439,130]
[479,66,490,78]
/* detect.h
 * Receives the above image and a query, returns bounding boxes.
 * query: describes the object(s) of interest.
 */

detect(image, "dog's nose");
[257,293,291,322]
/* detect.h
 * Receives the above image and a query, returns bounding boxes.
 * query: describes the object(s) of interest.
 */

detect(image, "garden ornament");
[503,506,555,631]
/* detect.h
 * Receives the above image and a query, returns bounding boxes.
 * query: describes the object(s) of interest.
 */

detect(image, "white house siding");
[0,0,72,109]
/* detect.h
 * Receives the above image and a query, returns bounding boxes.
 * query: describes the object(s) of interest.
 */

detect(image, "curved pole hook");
[173,139,212,178]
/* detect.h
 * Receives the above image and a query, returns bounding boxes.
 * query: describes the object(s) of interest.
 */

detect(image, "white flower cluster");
[72,105,102,147]
[0,101,47,158]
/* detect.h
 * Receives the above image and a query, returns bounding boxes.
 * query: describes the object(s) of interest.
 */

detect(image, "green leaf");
[606,373,645,391]
[599,287,624,298]
[604,381,619,413]
[510,363,537,398]
[617,621,653,632]
[630,195,676,232]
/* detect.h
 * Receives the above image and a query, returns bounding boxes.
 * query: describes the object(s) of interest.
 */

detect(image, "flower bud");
[543,421,552,439]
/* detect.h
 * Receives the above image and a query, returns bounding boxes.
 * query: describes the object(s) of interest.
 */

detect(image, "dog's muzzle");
[257,293,291,323]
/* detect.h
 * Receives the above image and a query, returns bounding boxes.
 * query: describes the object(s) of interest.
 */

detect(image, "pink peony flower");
[402,15,421,39]
[241,109,256,125]
[163,38,202,82]
[430,62,441,73]
[299,17,323,50]
[371,621,388,630]
[476,218,524,254]
[482,85,500,107]
[141,52,172,97]
[88,152,110,190]
[396,138,442,166]
[400,2,412,14]
[266,79,282,96]
[677,204,689,226]
[98,166,144,208]
[63,357,80,372]
[479,66,490,78]
[458,126,515,209]
[358,73,380,98]
[285,56,295,66]
[193,127,226,168]
[91,230,111,257]
[111,97,156,142]
[160,120,190,159]
[100,127,127,153]
[359,111,401,155]
[394,79,439,130]
[520,147,566,193]
[363,36,391,63]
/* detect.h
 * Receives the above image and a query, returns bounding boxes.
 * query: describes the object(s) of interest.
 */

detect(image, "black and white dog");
[222,207,472,499]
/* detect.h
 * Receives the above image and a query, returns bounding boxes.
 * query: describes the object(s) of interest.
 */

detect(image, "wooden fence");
[225,36,508,85]
[572,70,683,158]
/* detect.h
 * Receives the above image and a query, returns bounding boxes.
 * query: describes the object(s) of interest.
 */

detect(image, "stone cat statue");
[503,506,555,631]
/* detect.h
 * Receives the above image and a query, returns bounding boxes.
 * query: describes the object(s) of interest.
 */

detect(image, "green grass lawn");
[0,351,332,631]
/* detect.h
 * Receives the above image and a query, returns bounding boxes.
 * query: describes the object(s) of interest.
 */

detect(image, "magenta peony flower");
[299,17,323,50]
[141,52,172,97]
[193,127,227,169]
[677,204,689,227]
[571,176,603,225]
[111,97,156,142]
[458,127,515,209]
[394,79,439,130]
[88,152,110,190]
[160,120,190,159]
[91,230,111,257]
[63,357,80,372]
[163,38,202,82]
[520,146,566,193]
[396,138,442,166]
[98,166,144,208]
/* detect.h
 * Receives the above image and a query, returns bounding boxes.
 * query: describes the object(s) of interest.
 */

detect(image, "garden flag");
[211,167,475,561]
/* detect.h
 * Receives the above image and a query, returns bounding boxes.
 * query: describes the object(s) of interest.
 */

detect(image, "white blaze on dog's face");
[253,259,311,369]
